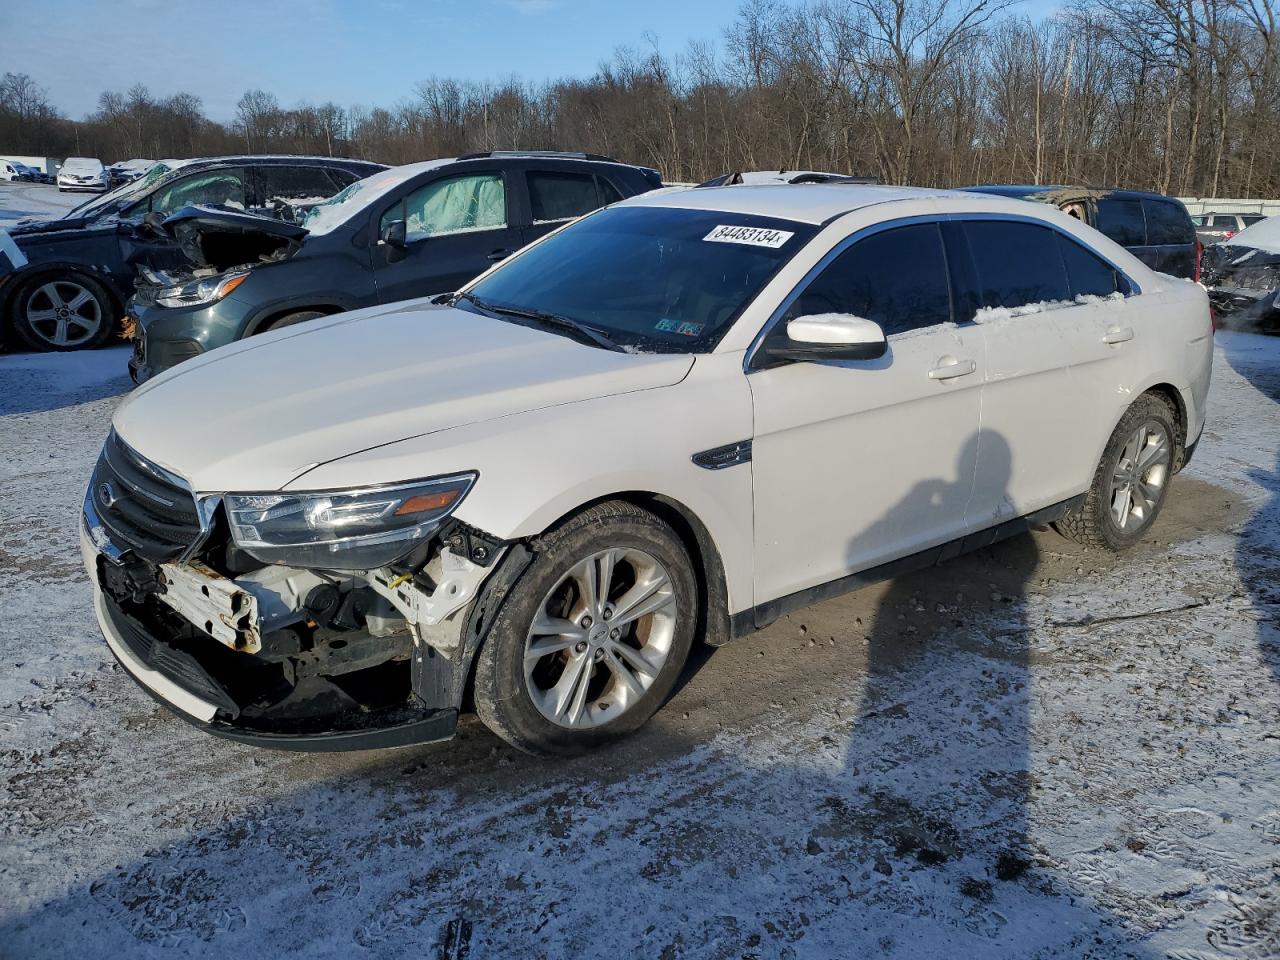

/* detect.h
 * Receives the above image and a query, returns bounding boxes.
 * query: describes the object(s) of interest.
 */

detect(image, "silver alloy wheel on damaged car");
[1108,420,1172,533]
[474,500,697,755]
[14,275,114,351]
[27,280,103,346]
[523,547,678,728]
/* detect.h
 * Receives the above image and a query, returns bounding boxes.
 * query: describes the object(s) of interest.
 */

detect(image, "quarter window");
[963,221,1070,310]
[382,172,507,242]
[783,223,952,336]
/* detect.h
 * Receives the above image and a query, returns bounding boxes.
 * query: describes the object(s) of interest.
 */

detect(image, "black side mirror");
[378,219,407,262]
[379,219,407,248]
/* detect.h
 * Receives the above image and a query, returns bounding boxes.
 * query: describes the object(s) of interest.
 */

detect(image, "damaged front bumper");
[81,490,511,751]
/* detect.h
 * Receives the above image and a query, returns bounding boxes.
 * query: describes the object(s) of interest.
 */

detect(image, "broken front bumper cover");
[81,513,460,752]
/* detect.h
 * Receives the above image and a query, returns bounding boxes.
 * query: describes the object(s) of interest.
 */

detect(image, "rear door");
[1142,197,1197,278]
[370,168,523,303]
[957,219,1129,524]
[521,167,624,246]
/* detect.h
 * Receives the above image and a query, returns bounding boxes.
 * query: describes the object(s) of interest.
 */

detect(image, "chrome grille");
[90,432,203,563]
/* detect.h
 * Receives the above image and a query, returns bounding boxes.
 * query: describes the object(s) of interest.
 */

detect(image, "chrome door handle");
[1103,326,1134,344]
[929,357,977,380]
[487,249,513,262]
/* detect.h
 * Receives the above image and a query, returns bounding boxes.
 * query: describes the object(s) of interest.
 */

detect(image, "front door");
[748,221,986,606]
[372,170,523,303]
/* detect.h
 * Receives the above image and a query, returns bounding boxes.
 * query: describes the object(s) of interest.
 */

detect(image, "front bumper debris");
[81,518,462,751]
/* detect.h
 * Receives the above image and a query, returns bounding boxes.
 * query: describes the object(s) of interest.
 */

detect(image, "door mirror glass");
[379,219,407,248]
[760,314,888,366]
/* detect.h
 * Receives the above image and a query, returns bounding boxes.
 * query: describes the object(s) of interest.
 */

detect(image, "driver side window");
[146,170,246,215]
[782,222,952,336]
[382,173,507,243]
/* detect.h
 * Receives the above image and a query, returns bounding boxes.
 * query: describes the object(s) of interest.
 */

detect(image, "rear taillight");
[1194,239,1203,283]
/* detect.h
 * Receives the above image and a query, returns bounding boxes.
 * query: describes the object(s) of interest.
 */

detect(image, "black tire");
[1056,393,1179,551]
[262,310,325,332]
[474,501,697,756]
[9,272,117,352]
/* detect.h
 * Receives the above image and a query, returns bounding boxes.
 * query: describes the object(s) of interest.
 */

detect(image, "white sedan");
[80,183,1213,755]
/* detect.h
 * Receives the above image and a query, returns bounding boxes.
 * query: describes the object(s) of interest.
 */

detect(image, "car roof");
[962,183,1182,203]
[175,155,386,170]
[620,183,954,225]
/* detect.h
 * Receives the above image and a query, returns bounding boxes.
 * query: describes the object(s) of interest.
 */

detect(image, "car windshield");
[300,159,454,235]
[461,205,817,353]
[64,161,176,220]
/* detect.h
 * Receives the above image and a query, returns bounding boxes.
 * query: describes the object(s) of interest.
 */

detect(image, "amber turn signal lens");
[394,490,461,515]
[220,274,250,297]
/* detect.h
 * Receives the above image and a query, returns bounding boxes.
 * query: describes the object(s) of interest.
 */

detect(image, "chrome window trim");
[742,210,1142,374]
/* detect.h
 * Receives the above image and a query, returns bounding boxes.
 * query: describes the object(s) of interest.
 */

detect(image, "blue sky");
[1,0,1056,122]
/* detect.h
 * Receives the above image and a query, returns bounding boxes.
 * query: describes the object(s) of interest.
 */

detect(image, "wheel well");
[249,304,343,335]
[1140,384,1188,470]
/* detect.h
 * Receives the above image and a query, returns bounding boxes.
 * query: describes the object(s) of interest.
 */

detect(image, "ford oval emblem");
[97,481,118,510]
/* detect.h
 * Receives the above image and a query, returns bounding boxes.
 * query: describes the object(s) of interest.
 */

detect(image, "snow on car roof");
[1221,215,1280,254]
[620,183,953,225]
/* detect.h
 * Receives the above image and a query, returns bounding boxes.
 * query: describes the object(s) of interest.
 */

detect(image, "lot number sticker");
[703,224,794,248]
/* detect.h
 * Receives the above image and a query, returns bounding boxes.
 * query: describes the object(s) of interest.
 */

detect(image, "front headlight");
[224,473,477,570]
[156,272,249,309]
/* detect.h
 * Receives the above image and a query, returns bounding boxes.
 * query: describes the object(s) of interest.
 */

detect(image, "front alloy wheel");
[474,501,697,755]
[524,548,678,729]
[13,274,114,351]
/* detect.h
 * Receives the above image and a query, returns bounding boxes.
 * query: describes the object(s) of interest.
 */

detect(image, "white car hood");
[113,303,694,492]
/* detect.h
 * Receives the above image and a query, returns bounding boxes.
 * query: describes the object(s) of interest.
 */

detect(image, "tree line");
[2,0,1278,198]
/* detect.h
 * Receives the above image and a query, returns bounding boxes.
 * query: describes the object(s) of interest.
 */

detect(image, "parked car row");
[1201,215,1280,331]
[0,159,53,183]
[75,166,1214,755]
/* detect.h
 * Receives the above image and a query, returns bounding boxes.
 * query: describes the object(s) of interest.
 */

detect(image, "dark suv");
[128,151,663,382]
[0,156,386,351]
[960,185,1200,280]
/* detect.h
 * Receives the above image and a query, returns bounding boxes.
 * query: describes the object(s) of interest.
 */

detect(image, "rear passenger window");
[257,166,347,203]
[1212,214,1237,228]
[1096,199,1146,246]
[963,221,1070,309]
[1056,234,1122,298]
[1143,199,1194,245]
[529,172,602,222]
[783,223,951,336]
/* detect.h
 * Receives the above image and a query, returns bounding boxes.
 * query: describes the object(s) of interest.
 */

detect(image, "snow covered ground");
[0,181,81,228]
[0,331,1277,959]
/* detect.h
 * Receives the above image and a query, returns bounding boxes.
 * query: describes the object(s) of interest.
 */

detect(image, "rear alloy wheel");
[474,501,696,755]
[12,274,115,351]
[1056,393,1179,550]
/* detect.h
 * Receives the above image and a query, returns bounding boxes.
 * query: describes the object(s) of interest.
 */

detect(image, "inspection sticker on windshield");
[703,224,794,249]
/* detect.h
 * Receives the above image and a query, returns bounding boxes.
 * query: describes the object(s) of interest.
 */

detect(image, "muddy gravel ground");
[0,332,1278,960]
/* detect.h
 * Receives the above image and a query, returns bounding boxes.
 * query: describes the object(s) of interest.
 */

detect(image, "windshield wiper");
[454,292,622,352]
